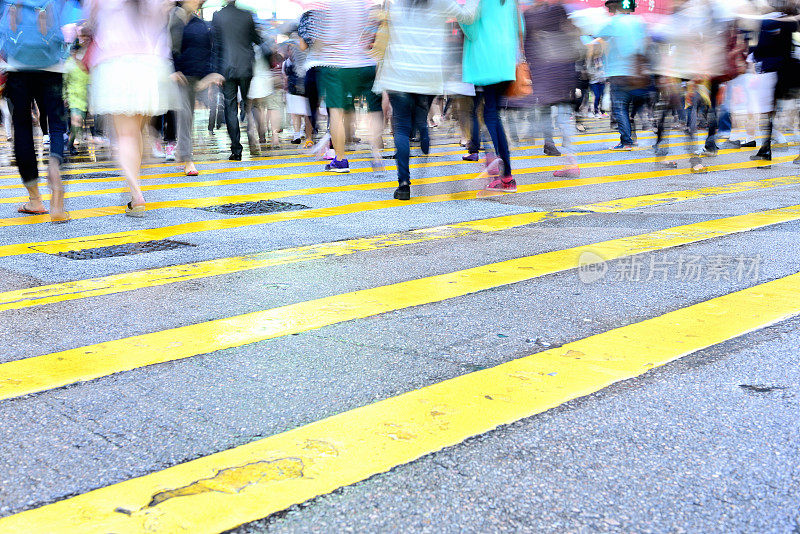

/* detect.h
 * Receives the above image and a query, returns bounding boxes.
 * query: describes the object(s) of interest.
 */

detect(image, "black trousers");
[222,77,251,155]
[6,71,65,186]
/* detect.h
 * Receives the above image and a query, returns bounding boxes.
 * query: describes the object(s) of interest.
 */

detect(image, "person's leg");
[37,72,67,219]
[7,72,44,212]
[537,105,558,154]
[113,114,147,208]
[466,93,481,157]
[610,82,634,147]
[481,82,512,178]
[554,102,578,176]
[222,78,242,157]
[415,95,431,155]
[591,83,603,115]
[177,79,199,173]
[388,92,412,195]
[705,80,720,151]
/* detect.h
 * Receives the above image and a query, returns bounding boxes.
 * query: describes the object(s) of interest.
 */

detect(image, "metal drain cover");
[197,200,310,215]
[56,239,195,260]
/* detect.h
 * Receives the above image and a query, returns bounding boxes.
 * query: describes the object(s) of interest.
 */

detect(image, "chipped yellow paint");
[1,173,798,310]
[0,204,799,404]
[2,271,799,533]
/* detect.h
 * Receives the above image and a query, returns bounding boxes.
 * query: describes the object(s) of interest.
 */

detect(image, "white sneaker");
[165,142,176,161]
[152,141,165,158]
[42,134,50,147]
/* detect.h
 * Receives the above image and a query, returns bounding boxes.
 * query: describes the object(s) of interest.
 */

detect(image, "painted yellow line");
[2,271,799,533]
[1,203,799,404]
[0,132,683,183]
[1,151,787,227]
[575,174,800,212]
[0,154,795,251]
[2,174,799,312]
[0,133,700,193]
[0,140,794,222]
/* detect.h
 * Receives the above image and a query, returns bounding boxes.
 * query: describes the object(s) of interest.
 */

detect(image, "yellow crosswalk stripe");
[2,174,799,312]
[1,151,793,231]
[2,270,798,533]
[1,203,798,403]
[0,135,713,203]
[0,132,685,184]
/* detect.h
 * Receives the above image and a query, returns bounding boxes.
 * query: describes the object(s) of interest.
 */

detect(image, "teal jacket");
[461,0,520,86]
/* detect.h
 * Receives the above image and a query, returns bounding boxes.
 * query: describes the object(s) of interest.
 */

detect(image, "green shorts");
[318,66,382,112]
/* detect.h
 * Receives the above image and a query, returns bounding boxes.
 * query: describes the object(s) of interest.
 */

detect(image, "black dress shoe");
[229,153,242,161]
[749,150,771,162]
[740,140,757,148]
[393,183,411,201]
[543,144,561,157]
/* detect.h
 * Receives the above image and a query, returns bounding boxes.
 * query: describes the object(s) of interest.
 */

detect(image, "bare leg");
[268,109,282,146]
[329,108,346,158]
[47,158,66,218]
[113,114,146,206]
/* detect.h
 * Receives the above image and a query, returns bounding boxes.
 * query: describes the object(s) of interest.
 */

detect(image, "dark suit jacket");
[212,3,263,80]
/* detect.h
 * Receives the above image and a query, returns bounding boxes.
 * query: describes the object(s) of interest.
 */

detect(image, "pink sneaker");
[485,177,517,192]
[165,142,176,161]
[323,148,336,160]
[553,166,580,178]
[485,154,502,176]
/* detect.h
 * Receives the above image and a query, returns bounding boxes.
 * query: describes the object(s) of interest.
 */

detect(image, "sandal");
[125,201,146,218]
[50,212,71,224]
[18,202,48,215]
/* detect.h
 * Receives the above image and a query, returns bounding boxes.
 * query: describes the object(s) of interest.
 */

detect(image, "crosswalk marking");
[1,203,798,402]
[1,174,799,312]
[0,132,691,184]
[0,136,721,205]
[2,270,798,533]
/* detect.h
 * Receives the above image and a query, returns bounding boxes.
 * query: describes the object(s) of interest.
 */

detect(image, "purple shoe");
[324,158,350,173]
[462,152,479,162]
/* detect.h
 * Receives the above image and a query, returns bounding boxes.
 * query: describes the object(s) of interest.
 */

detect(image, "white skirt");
[286,94,311,116]
[91,55,176,116]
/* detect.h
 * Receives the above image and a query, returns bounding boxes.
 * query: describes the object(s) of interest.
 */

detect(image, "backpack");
[0,0,72,69]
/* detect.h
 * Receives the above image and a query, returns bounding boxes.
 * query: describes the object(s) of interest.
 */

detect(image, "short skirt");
[91,55,175,116]
[286,93,311,116]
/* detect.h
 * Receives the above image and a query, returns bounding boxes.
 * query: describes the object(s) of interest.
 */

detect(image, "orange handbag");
[505,61,532,98]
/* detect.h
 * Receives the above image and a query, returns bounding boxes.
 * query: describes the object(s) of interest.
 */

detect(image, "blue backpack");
[0,0,78,69]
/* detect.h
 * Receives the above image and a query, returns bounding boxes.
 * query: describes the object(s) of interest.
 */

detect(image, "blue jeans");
[610,80,648,146]
[6,71,66,186]
[478,82,512,175]
[590,82,605,114]
[388,92,432,186]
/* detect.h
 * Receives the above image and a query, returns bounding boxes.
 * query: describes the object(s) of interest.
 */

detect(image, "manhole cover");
[56,239,195,260]
[197,200,310,215]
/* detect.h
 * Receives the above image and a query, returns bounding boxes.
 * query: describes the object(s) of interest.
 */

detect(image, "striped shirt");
[373,0,479,95]
[305,0,378,69]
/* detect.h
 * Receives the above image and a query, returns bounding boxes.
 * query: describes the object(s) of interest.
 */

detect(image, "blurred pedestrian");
[2,0,80,222]
[170,0,223,176]
[87,0,174,217]
[212,0,263,160]
[595,0,650,151]
[461,0,520,191]
[374,0,478,200]
[305,0,384,173]
[524,0,584,177]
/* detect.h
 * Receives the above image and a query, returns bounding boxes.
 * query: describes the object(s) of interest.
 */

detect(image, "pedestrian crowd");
[2,0,799,222]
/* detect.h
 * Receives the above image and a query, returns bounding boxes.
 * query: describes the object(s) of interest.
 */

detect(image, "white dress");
[88,0,175,116]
